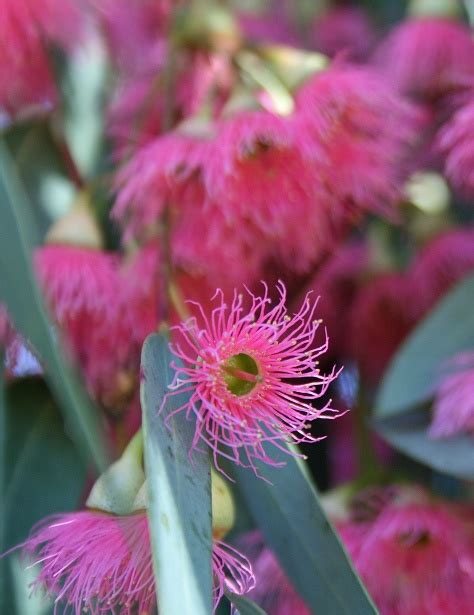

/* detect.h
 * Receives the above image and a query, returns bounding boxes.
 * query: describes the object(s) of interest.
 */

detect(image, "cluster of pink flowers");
[2,2,474,614]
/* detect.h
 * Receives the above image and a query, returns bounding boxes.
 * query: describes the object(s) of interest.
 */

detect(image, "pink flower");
[355,501,474,614]
[22,511,254,614]
[293,242,369,361]
[311,7,377,62]
[348,273,417,384]
[113,128,267,287]
[438,101,474,198]
[0,0,81,120]
[429,352,474,439]
[411,228,474,316]
[35,245,137,407]
[167,282,342,472]
[203,109,331,273]
[294,65,421,222]
[94,0,170,75]
[372,18,474,102]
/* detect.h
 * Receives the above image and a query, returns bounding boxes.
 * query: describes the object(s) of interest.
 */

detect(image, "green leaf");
[141,333,213,615]
[225,592,267,615]
[3,380,87,550]
[374,411,474,480]
[229,449,378,615]
[376,274,474,418]
[1,379,86,614]
[0,141,108,471]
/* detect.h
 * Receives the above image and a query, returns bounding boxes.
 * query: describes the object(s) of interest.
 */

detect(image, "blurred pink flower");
[113,128,267,286]
[355,501,474,614]
[23,511,254,614]
[35,245,137,407]
[294,65,421,222]
[311,7,377,62]
[94,0,169,75]
[411,228,474,316]
[372,18,474,102]
[348,273,416,384]
[204,109,331,272]
[0,0,82,120]
[429,352,474,439]
[238,11,298,46]
[293,242,369,361]
[168,282,342,472]
[438,100,474,198]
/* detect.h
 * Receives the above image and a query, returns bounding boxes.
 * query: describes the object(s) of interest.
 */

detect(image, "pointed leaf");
[0,141,108,471]
[229,448,378,614]
[141,333,213,615]
[226,592,267,615]
[376,274,474,418]
[374,411,474,480]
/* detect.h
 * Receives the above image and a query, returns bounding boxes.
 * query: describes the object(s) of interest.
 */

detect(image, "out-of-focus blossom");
[294,243,369,361]
[411,228,474,315]
[35,245,137,407]
[348,273,417,384]
[0,0,82,120]
[354,501,474,614]
[168,282,342,472]
[438,101,474,198]
[311,7,377,62]
[93,0,170,74]
[22,511,254,614]
[429,352,474,438]
[238,11,298,46]
[294,65,422,223]
[372,18,474,102]
[204,109,330,272]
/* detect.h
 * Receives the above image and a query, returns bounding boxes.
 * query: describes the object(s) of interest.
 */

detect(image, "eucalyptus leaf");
[0,141,108,471]
[376,274,474,418]
[229,450,378,614]
[141,333,213,615]
[374,411,474,480]
[225,592,267,615]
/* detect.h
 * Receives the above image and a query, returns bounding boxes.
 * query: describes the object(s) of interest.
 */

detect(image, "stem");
[354,382,379,478]
[50,116,85,190]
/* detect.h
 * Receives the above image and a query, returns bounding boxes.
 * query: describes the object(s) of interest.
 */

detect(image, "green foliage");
[1,379,86,614]
[0,141,109,471]
[376,274,474,478]
[141,333,213,615]
[225,592,267,615]
[229,449,378,614]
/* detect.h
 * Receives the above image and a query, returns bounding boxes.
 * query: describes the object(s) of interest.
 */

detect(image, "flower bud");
[86,431,144,515]
[211,468,235,540]
[45,191,104,249]
[259,45,329,91]
[173,4,241,53]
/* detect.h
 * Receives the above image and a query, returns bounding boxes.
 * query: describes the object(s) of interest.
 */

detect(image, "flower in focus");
[0,0,82,121]
[294,65,421,222]
[22,511,254,614]
[372,17,474,102]
[429,352,474,439]
[168,282,342,472]
[438,101,474,198]
[310,7,377,62]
